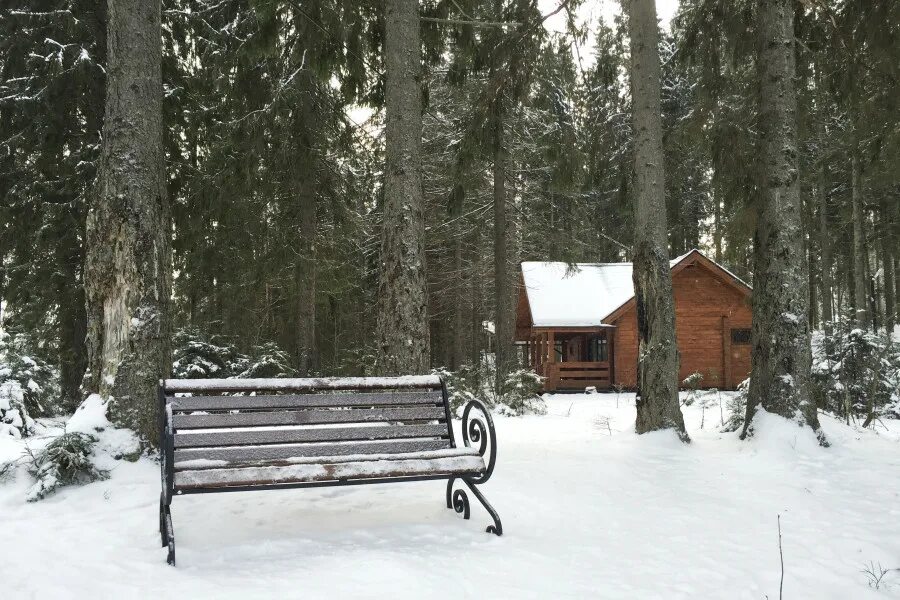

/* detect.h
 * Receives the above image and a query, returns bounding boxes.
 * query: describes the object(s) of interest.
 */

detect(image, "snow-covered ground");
[2,393,899,599]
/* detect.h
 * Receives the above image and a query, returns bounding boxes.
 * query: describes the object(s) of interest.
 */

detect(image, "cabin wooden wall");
[610,264,752,390]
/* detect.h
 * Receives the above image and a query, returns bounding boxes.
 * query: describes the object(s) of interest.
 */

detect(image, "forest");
[0,0,898,447]
[1,0,899,595]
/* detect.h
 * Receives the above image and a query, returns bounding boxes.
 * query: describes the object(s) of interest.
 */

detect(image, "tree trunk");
[376,0,430,374]
[84,0,171,444]
[818,162,834,333]
[295,181,317,374]
[851,146,869,328]
[742,0,823,442]
[710,37,724,263]
[451,235,466,369]
[492,97,514,396]
[56,247,88,413]
[879,237,893,331]
[626,0,688,441]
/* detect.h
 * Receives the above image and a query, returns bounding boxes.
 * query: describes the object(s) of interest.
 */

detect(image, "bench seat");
[174,447,486,490]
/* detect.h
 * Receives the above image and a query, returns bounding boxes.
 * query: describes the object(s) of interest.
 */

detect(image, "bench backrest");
[160,376,455,469]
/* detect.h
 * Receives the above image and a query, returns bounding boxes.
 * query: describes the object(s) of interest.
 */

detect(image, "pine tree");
[741,0,823,442]
[84,0,171,443]
[626,0,688,440]
[376,0,430,374]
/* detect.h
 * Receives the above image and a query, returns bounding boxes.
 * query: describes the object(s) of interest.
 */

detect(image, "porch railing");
[542,361,611,392]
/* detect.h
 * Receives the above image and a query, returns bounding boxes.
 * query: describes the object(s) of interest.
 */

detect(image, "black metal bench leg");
[159,493,168,547]
[462,478,502,536]
[447,477,502,535]
[445,477,456,510]
[164,504,176,566]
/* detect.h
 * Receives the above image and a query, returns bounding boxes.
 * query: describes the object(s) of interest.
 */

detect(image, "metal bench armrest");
[461,399,497,484]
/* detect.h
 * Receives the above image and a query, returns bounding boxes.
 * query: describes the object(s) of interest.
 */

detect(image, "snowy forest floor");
[2,392,899,599]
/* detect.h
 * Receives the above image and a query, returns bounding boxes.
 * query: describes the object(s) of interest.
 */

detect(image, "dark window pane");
[731,328,751,344]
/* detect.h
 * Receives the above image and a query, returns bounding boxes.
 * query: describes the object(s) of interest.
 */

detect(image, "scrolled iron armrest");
[461,399,497,484]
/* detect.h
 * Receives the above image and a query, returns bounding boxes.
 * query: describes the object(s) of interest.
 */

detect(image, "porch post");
[608,329,615,388]
[547,331,555,363]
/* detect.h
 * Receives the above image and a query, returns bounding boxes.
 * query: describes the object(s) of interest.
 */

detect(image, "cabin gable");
[609,259,752,389]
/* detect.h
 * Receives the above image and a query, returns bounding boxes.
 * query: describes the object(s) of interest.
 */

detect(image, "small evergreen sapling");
[0,380,36,438]
[25,431,109,502]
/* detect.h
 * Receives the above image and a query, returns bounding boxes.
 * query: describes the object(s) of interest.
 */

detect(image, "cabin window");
[587,336,608,362]
[731,328,751,345]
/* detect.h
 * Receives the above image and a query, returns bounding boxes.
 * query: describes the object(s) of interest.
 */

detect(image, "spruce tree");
[84,0,171,443]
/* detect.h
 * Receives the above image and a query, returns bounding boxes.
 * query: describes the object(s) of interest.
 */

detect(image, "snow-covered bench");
[158,375,501,565]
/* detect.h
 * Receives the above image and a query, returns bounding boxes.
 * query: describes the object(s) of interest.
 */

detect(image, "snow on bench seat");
[173,448,486,490]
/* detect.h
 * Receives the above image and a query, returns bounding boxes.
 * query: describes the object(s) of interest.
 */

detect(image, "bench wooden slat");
[164,375,441,393]
[173,439,453,469]
[173,423,449,449]
[173,452,485,490]
[172,406,445,429]
[168,391,442,412]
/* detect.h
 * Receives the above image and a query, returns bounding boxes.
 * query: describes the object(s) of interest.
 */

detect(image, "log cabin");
[515,249,752,392]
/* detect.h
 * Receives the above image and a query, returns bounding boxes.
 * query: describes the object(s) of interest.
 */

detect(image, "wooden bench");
[158,375,502,565]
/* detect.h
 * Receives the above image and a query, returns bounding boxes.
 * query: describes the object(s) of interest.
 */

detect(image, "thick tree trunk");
[492,98,514,395]
[742,0,823,442]
[376,0,430,374]
[626,0,688,441]
[84,0,171,443]
[850,148,869,327]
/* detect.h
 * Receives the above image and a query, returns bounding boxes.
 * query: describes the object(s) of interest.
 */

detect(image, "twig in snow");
[778,514,784,600]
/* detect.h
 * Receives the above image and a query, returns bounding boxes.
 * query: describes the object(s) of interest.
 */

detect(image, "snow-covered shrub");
[235,342,297,378]
[434,364,546,416]
[432,365,482,412]
[171,327,244,379]
[722,378,749,432]
[25,432,108,502]
[0,380,36,438]
[811,317,899,423]
[0,331,59,417]
[171,328,297,379]
[496,368,546,416]
[681,372,704,406]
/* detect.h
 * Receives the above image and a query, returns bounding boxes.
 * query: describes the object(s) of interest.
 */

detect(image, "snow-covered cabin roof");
[521,250,743,327]
[521,262,634,327]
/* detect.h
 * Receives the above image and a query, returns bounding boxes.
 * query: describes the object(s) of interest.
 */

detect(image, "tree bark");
[376,0,430,374]
[55,243,88,413]
[84,0,171,443]
[818,156,833,333]
[492,97,514,395]
[626,0,688,441]
[851,147,869,327]
[451,235,466,369]
[742,0,823,442]
[295,180,317,374]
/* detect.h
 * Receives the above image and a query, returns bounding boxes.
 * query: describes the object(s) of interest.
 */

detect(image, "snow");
[521,249,740,327]
[2,393,899,598]
[66,394,140,463]
[175,451,485,489]
[164,375,442,392]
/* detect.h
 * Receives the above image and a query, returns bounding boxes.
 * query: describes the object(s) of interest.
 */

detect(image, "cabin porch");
[519,327,615,392]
